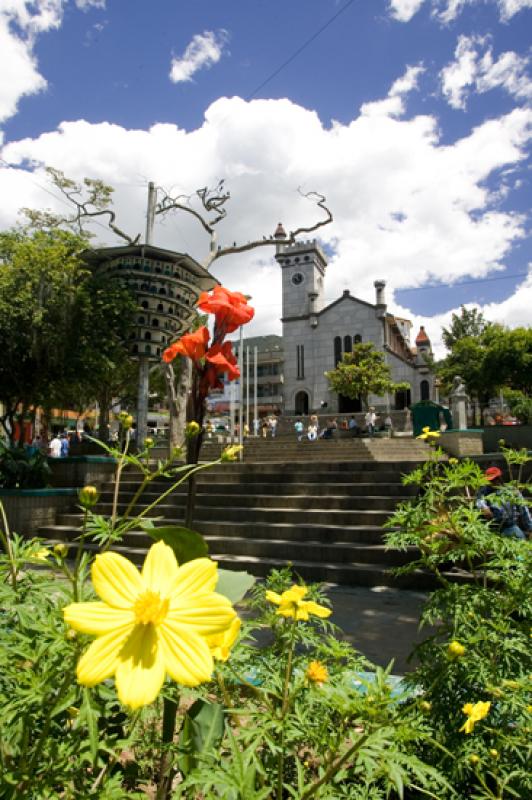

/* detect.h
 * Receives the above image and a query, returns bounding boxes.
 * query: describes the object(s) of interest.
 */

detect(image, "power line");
[396,272,529,293]
[246,0,358,100]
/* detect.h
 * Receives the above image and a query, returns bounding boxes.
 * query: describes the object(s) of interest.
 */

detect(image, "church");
[273,225,434,415]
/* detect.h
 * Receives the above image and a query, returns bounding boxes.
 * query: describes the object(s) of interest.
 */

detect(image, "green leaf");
[178,699,224,776]
[215,568,255,603]
[142,525,208,564]
[81,687,99,765]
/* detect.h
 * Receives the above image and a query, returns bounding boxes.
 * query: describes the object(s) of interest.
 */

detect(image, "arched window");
[158,287,166,296]
[420,380,430,401]
[145,344,151,354]
[141,300,149,309]
[138,316,145,324]
[132,344,138,354]
[354,334,362,344]
[157,303,164,312]
[144,331,151,341]
[343,335,352,354]
[153,318,159,327]
[334,336,342,366]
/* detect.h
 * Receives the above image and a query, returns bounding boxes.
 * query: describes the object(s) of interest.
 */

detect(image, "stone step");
[97,481,416,498]
[95,492,405,511]
[85,502,391,526]
[51,517,391,544]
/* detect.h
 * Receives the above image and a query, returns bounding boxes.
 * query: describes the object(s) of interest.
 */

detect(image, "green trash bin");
[411,401,453,438]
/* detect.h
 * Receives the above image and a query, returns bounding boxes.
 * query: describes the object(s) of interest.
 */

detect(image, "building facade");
[274,230,433,415]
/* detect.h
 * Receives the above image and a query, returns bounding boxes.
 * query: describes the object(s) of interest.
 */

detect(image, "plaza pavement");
[320,583,430,674]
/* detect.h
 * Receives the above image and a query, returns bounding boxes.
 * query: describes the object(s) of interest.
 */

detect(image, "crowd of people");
[293,411,393,442]
[26,429,87,458]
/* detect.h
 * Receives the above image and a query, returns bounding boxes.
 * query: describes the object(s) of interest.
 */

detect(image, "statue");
[451,375,467,397]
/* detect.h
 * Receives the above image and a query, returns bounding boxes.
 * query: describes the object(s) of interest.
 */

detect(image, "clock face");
[291,272,304,286]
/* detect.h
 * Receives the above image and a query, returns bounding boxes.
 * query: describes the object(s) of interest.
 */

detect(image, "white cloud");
[75,0,106,9]
[0,76,530,350]
[360,64,424,117]
[169,30,229,84]
[0,1,63,124]
[388,0,426,22]
[441,35,532,110]
[389,0,532,22]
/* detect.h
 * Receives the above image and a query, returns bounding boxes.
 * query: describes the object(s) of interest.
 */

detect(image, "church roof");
[415,326,431,345]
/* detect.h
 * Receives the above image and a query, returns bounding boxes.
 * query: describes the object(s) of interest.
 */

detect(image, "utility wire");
[246,0,358,100]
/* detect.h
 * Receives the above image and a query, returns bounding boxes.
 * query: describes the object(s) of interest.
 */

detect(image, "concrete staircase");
[198,435,432,463]
[38,458,446,589]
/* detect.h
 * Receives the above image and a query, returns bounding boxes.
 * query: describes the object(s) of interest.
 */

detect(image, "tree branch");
[21,168,140,245]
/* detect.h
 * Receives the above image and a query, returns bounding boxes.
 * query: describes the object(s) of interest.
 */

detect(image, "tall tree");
[324,342,408,410]
[0,227,136,444]
[441,306,491,350]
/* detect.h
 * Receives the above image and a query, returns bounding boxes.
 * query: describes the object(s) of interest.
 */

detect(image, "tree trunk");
[98,390,111,442]
[164,357,190,457]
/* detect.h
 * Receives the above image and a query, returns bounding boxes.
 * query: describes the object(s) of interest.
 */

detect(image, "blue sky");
[0,0,531,351]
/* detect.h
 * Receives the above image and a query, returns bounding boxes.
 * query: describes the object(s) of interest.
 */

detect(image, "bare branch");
[21,167,141,245]
[203,188,333,268]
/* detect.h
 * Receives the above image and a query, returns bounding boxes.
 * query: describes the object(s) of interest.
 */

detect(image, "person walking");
[60,433,69,457]
[49,434,62,458]
[270,416,278,438]
[364,407,377,437]
[294,419,304,441]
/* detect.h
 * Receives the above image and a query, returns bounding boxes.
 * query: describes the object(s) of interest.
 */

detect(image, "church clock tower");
[274,224,327,323]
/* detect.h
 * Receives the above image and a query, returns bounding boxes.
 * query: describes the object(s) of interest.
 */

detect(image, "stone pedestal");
[440,430,484,457]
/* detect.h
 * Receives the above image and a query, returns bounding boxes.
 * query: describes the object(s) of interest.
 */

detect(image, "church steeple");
[276,237,327,321]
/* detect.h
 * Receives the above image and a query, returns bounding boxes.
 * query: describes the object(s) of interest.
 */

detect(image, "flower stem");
[299,732,370,800]
[277,619,297,800]
[156,696,179,800]
[0,500,17,593]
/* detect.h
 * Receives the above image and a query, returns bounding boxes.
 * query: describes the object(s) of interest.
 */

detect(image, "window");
[343,335,352,354]
[334,336,342,365]
[420,380,430,401]
[354,334,362,344]
[296,345,305,379]
[141,301,149,309]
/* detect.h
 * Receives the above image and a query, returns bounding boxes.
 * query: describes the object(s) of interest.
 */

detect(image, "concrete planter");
[0,488,77,536]
[440,429,484,457]
[48,455,116,488]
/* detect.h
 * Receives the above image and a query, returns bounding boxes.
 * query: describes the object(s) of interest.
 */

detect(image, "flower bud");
[448,457,458,465]
[221,444,243,462]
[489,749,498,759]
[185,421,201,438]
[53,542,69,558]
[144,437,154,449]
[420,700,432,713]
[469,754,480,765]
[118,412,134,430]
[78,485,100,509]
[448,640,466,659]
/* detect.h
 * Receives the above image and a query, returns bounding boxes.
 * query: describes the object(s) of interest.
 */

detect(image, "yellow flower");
[448,640,466,659]
[63,541,237,709]
[221,444,243,462]
[265,585,332,621]
[460,701,491,734]
[54,542,69,558]
[33,547,51,562]
[448,458,458,465]
[207,617,241,662]
[78,485,100,509]
[417,428,441,441]
[306,660,329,684]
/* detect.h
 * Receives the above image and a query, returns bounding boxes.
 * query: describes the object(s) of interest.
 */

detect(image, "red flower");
[162,326,209,364]
[205,342,240,381]
[197,286,254,335]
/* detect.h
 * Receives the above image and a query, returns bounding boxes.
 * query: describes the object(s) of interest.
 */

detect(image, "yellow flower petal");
[159,623,214,686]
[114,625,165,709]
[171,558,218,598]
[283,585,308,602]
[167,594,236,634]
[141,540,179,596]
[92,552,144,609]
[77,626,134,687]
[208,617,241,662]
[265,590,282,605]
[301,600,332,619]
[64,602,135,635]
